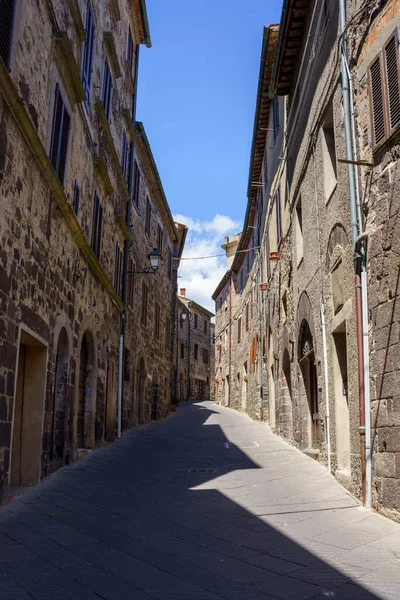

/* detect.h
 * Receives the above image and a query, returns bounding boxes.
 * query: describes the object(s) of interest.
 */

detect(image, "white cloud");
[174,213,241,313]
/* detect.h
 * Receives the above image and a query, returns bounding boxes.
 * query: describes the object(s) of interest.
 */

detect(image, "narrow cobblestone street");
[1,401,400,599]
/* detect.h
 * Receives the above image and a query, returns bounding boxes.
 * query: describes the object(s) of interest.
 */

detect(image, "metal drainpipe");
[117,44,141,438]
[339,0,369,506]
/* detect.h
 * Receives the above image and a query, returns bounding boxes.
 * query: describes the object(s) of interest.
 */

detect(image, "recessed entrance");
[50,328,69,462]
[105,359,117,441]
[299,320,319,448]
[77,331,95,449]
[333,323,350,473]
[11,330,47,485]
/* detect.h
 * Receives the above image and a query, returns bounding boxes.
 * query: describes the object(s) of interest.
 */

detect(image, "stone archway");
[51,327,69,462]
[77,330,96,449]
[137,357,147,424]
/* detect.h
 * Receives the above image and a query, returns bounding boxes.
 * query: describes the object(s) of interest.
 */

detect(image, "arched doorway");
[77,331,95,449]
[51,328,69,461]
[137,357,146,424]
[298,319,319,448]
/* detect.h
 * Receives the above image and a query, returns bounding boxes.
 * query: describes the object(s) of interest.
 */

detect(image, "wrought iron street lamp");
[130,248,161,275]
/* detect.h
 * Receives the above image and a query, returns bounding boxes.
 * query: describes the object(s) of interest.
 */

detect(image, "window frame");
[49,84,71,186]
[102,57,113,122]
[91,192,103,260]
[82,2,94,110]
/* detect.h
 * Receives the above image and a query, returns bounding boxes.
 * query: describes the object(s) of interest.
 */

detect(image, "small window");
[204,319,208,334]
[296,197,303,265]
[322,103,337,201]
[275,186,282,246]
[194,344,198,360]
[272,96,279,141]
[194,314,198,329]
[91,192,103,260]
[0,0,16,68]
[82,3,94,108]
[121,131,129,181]
[113,241,123,297]
[132,160,140,206]
[128,258,135,308]
[50,84,71,185]
[126,26,134,70]
[141,282,148,326]
[203,348,209,364]
[237,317,242,344]
[72,180,80,217]
[157,225,163,256]
[154,303,161,340]
[369,33,400,149]
[102,58,113,121]
[180,343,185,359]
[145,197,151,236]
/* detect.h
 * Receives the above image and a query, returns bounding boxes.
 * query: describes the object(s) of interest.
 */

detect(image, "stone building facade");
[214,0,400,518]
[0,0,185,506]
[176,289,214,402]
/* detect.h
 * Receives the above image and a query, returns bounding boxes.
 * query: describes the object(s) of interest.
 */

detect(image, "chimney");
[180,288,186,297]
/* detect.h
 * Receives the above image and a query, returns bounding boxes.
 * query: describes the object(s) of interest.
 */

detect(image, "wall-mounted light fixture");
[130,248,161,275]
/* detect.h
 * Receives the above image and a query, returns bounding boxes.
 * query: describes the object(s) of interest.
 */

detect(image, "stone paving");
[1,401,400,599]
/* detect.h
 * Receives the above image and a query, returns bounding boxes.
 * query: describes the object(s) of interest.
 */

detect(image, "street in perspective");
[1,0,400,598]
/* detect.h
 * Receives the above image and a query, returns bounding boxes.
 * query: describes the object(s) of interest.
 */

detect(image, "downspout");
[339,0,370,507]
[117,44,141,438]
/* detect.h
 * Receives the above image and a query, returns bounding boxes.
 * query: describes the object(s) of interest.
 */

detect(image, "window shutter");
[133,160,140,206]
[384,35,400,133]
[0,0,15,68]
[58,107,71,185]
[50,85,71,185]
[82,3,94,107]
[370,56,386,147]
[275,187,282,245]
[91,193,103,259]
[73,180,80,216]
[127,143,134,193]
[50,85,62,172]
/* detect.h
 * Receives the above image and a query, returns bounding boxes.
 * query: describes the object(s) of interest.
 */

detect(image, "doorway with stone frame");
[50,327,69,463]
[298,319,319,449]
[332,322,350,475]
[77,330,95,450]
[11,328,47,487]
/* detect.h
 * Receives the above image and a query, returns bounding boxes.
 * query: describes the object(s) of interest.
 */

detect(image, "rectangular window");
[128,258,135,309]
[275,186,282,246]
[322,103,337,201]
[72,180,80,217]
[296,197,303,266]
[157,224,163,256]
[102,58,113,122]
[126,26,134,69]
[369,33,400,149]
[82,3,94,108]
[194,343,198,360]
[121,131,129,181]
[167,248,172,279]
[145,197,151,236]
[203,348,209,364]
[50,84,71,185]
[0,0,15,68]
[91,192,103,260]
[194,314,198,329]
[273,96,280,141]
[237,317,242,344]
[180,343,185,359]
[154,303,161,340]
[141,283,148,326]
[113,241,123,296]
[132,160,140,206]
[204,319,208,334]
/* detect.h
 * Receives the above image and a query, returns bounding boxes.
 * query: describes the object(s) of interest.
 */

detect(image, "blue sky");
[137,0,283,310]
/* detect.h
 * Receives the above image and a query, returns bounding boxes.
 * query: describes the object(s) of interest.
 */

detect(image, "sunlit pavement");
[1,401,400,599]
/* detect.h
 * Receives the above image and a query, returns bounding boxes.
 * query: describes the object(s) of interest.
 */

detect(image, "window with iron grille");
[203,348,209,364]
[121,131,129,181]
[91,192,103,260]
[204,319,208,334]
[180,343,185,359]
[50,84,71,185]
[72,180,80,217]
[126,26,134,70]
[154,303,161,340]
[102,58,113,121]
[194,313,198,329]
[141,282,148,326]
[82,2,94,108]
[145,197,151,236]
[128,258,135,308]
[113,241,123,296]
[157,225,163,256]
[272,96,280,141]
[132,160,140,206]
[194,344,198,360]
[0,0,15,68]
[275,186,282,246]
[369,32,400,149]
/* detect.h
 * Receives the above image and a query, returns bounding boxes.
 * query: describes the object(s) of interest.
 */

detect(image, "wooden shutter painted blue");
[82,3,94,108]
[0,0,15,68]
[50,85,71,185]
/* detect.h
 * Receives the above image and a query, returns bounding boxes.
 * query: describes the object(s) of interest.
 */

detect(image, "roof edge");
[212,270,232,301]
[139,0,152,47]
